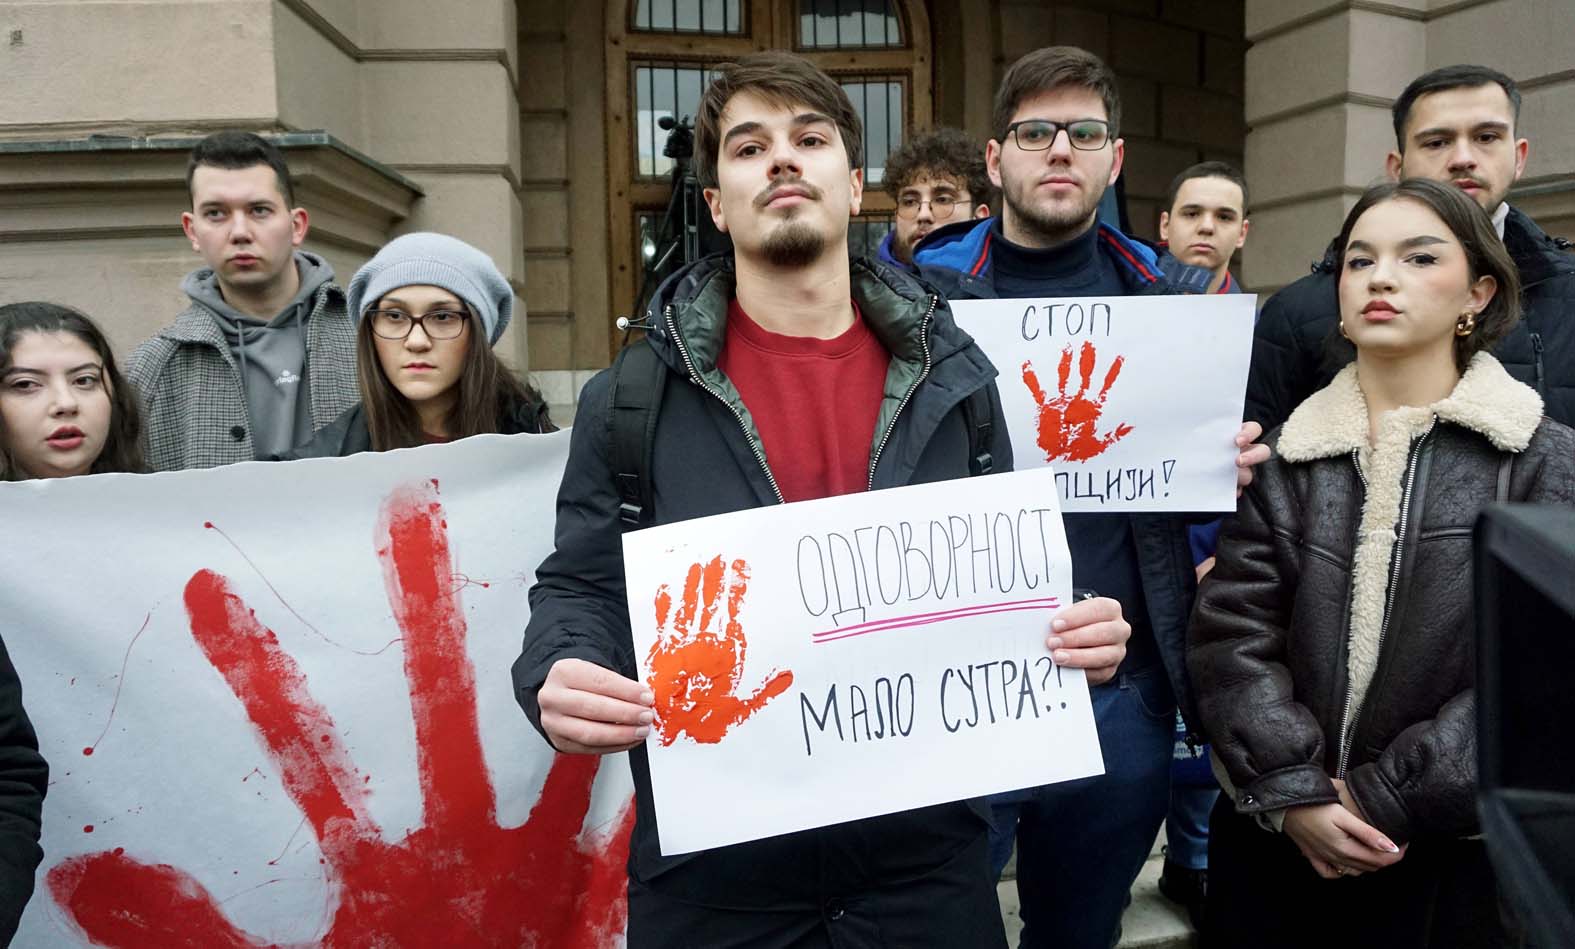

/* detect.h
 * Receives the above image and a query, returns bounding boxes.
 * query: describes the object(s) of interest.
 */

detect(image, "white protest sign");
[0,433,636,948]
[622,467,1101,856]
[952,295,1256,512]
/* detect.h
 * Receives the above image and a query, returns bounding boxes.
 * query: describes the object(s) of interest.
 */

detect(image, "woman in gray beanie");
[283,232,553,456]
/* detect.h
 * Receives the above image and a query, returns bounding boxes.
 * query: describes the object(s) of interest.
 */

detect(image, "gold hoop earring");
[1338,319,1350,340]
[1456,311,1477,336]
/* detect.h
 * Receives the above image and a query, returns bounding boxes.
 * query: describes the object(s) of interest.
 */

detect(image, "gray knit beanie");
[347,232,513,344]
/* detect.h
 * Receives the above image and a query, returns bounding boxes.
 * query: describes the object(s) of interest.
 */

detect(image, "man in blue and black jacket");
[917,45,1265,949]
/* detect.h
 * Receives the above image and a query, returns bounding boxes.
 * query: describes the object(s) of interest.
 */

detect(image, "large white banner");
[623,467,1102,856]
[0,434,635,948]
[952,295,1256,513]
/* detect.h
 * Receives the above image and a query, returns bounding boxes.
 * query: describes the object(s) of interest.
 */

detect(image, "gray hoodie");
[181,251,335,459]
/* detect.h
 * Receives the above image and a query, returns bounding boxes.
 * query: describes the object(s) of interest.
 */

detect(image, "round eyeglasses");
[894,193,971,220]
[1005,119,1112,151]
[367,309,470,340]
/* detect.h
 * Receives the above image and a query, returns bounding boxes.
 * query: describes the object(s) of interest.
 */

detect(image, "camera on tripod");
[618,114,731,335]
[658,113,694,162]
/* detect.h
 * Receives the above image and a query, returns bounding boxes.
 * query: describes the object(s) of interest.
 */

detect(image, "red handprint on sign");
[1022,341,1135,462]
[647,556,794,746]
[47,481,634,948]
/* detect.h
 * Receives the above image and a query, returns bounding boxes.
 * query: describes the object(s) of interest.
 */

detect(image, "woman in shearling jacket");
[1188,179,1575,948]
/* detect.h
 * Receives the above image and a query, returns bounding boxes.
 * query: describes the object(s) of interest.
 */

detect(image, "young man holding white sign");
[914,46,1267,949]
[515,52,1132,947]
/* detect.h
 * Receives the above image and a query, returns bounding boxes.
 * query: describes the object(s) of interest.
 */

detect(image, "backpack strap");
[961,386,995,476]
[608,340,667,529]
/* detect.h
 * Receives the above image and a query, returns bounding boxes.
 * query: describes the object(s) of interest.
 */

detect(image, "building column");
[1242,0,1575,295]
[1241,0,1424,294]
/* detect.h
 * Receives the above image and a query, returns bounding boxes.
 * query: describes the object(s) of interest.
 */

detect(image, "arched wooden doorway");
[603,0,934,357]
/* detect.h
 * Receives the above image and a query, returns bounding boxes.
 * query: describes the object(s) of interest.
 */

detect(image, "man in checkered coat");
[129,132,358,471]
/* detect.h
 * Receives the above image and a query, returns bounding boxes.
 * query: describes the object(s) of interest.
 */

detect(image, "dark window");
[634,0,743,34]
[799,0,902,49]
[840,79,903,184]
[849,215,893,259]
[634,63,718,177]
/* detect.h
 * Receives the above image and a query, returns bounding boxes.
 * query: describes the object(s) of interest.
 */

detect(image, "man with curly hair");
[877,126,995,270]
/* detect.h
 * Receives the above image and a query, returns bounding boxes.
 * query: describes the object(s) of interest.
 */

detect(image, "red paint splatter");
[50,481,635,947]
[83,825,94,834]
[202,520,402,657]
[1021,341,1135,463]
[83,612,153,757]
[449,572,493,592]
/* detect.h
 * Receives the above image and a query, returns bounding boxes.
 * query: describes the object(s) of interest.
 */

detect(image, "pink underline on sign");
[811,596,1061,645]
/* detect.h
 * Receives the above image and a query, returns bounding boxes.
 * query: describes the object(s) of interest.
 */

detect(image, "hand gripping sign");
[624,467,1102,856]
[0,434,635,948]
[952,294,1256,513]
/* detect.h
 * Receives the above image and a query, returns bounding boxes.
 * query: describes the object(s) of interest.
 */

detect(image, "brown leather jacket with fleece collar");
[1188,353,1575,844]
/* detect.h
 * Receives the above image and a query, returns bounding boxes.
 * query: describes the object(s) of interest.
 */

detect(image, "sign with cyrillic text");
[0,434,635,947]
[623,466,1100,855]
[952,294,1256,512]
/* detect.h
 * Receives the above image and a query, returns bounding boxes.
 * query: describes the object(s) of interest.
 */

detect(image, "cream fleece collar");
[1277,352,1544,463]
[1274,352,1542,766]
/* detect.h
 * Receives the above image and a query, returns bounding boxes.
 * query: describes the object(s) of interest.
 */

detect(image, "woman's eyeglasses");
[367,309,469,340]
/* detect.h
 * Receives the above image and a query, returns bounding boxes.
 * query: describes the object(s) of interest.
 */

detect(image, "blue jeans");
[988,666,1176,949]
[1165,784,1218,871]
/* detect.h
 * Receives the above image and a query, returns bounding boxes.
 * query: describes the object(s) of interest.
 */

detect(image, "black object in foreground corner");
[1475,504,1575,948]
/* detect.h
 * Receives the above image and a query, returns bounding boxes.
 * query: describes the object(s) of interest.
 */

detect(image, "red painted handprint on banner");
[647,556,794,745]
[47,481,634,948]
[1022,340,1135,462]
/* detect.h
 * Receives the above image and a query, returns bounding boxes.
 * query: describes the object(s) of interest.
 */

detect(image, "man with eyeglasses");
[876,127,994,272]
[130,131,357,471]
[916,46,1267,949]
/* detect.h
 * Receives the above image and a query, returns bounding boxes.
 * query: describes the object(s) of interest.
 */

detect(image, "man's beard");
[1005,176,1106,247]
[761,219,826,268]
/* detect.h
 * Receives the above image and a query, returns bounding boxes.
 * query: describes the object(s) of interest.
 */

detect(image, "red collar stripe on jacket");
[969,231,992,277]
[1100,230,1158,282]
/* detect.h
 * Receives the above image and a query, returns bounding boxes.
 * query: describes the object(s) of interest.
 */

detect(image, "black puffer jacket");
[513,254,1011,937]
[281,394,554,459]
[1190,354,1575,844]
[1245,206,1575,431]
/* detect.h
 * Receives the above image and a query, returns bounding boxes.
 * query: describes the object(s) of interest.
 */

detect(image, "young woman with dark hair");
[0,302,143,480]
[287,233,553,458]
[1188,178,1575,948]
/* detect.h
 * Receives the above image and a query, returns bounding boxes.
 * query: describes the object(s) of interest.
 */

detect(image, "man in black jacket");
[513,52,1133,948]
[915,46,1267,949]
[1247,64,1575,432]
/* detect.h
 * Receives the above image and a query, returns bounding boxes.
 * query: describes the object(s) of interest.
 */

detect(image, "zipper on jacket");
[867,295,939,490]
[1335,424,1433,779]
[662,303,786,505]
[1531,332,1546,397]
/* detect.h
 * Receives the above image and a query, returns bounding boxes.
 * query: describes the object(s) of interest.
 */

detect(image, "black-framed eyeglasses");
[1004,119,1112,152]
[367,308,470,340]
[894,193,972,220]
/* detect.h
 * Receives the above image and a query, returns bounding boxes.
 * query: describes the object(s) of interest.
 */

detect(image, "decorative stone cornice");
[0,131,423,253]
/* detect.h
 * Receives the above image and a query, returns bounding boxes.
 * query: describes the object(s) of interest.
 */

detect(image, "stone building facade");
[2,0,1570,422]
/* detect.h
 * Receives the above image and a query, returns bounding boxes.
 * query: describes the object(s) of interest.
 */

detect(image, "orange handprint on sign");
[1022,340,1135,462]
[646,556,794,746]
